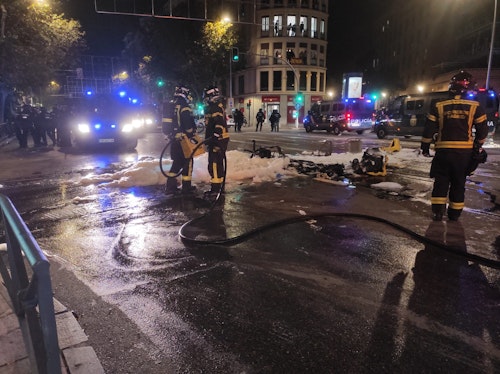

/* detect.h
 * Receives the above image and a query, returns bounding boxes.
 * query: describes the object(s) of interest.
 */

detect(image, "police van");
[303,97,375,135]
[373,89,499,139]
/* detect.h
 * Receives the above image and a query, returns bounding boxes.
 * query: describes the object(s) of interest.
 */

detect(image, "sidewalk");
[0,281,104,373]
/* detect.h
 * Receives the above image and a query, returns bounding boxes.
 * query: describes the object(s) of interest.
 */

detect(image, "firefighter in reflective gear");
[162,84,197,195]
[421,71,488,221]
[203,86,230,197]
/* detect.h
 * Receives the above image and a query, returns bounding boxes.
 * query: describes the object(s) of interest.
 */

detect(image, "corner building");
[231,0,328,125]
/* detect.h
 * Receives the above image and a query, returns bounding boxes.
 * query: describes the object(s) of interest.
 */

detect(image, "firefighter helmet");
[203,85,222,105]
[174,84,192,103]
[449,71,474,95]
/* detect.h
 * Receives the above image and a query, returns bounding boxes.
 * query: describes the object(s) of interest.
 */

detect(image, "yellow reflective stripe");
[162,118,173,123]
[181,175,191,182]
[431,197,448,205]
[474,114,487,123]
[421,137,433,143]
[180,107,192,114]
[435,140,473,148]
[167,172,177,177]
[211,177,224,183]
[427,113,437,121]
[449,201,464,210]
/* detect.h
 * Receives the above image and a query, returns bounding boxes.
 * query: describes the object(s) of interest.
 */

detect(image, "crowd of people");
[11,103,73,149]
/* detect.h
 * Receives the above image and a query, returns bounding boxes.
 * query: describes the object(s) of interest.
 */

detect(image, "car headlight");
[144,118,153,125]
[77,123,91,133]
[131,119,144,129]
[122,123,134,133]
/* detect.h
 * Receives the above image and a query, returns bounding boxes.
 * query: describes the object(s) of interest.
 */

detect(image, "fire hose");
[160,137,500,270]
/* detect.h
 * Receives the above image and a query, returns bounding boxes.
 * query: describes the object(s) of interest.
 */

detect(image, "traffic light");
[156,77,165,88]
[231,47,239,62]
[295,92,304,103]
[294,92,304,109]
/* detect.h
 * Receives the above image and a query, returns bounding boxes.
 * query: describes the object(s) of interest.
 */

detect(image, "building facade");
[230,0,328,125]
[372,0,500,96]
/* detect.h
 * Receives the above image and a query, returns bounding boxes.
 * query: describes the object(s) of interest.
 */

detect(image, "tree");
[122,17,239,103]
[0,0,86,96]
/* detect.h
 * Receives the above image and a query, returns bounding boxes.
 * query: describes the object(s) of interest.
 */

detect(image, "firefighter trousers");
[429,149,472,219]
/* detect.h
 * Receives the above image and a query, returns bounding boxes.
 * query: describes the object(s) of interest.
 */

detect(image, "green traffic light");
[156,78,165,87]
[232,47,239,62]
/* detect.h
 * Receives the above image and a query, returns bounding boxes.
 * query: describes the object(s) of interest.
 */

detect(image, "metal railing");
[0,194,61,374]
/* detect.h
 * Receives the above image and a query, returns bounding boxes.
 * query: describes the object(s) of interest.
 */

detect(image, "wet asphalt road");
[1,130,500,373]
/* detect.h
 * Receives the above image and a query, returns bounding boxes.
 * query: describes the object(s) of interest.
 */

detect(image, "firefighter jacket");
[422,94,488,150]
[161,97,196,138]
[204,102,229,148]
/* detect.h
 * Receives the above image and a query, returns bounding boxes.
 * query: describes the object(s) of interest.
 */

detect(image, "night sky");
[62,1,373,85]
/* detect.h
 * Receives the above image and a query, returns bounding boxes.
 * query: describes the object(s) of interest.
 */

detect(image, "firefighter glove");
[174,132,183,141]
[472,147,488,163]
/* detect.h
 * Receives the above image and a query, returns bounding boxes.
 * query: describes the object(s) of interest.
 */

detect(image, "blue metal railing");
[0,194,61,374]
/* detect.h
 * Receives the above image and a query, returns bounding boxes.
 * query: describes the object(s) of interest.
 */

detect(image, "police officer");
[203,85,230,198]
[255,108,265,131]
[421,71,488,221]
[162,84,198,196]
[14,104,34,148]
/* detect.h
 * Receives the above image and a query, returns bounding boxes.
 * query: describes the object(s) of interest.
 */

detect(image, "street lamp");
[486,0,497,89]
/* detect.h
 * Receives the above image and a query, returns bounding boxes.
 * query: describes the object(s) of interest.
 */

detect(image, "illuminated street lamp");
[486,0,497,89]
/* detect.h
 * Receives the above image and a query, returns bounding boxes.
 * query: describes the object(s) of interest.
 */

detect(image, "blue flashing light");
[111,124,116,129]
[86,90,93,96]
[119,91,127,98]
[94,123,101,129]
[131,98,138,104]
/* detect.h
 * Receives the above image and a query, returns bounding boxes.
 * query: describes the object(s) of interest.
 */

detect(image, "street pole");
[486,0,497,89]
[229,52,233,100]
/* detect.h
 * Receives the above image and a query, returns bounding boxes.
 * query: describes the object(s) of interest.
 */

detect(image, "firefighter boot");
[432,204,446,221]
[165,177,179,196]
[447,208,461,221]
[181,180,196,195]
[204,183,223,200]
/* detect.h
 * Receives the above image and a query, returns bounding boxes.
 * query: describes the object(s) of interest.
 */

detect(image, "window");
[286,42,295,61]
[273,15,283,36]
[273,71,282,91]
[261,16,270,36]
[310,17,317,38]
[311,72,317,91]
[299,16,307,36]
[273,42,283,63]
[260,43,269,65]
[299,71,307,91]
[319,73,324,92]
[286,15,297,36]
[320,19,325,38]
[260,71,269,91]
[311,44,317,65]
[286,71,295,90]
